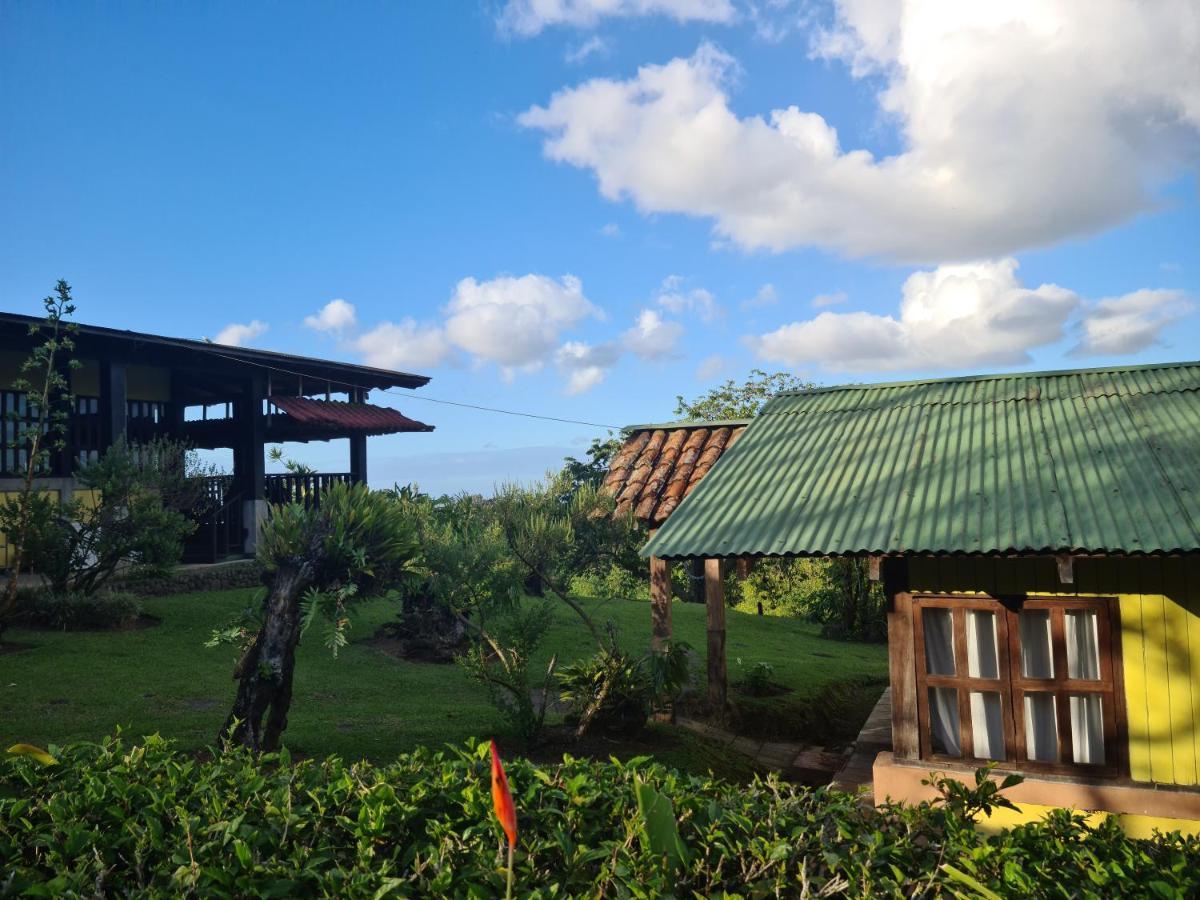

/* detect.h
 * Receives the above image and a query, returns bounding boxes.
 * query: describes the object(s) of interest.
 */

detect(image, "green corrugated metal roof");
[642,361,1200,559]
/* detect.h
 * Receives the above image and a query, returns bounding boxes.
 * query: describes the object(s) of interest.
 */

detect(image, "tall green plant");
[0,281,78,635]
[219,481,421,751]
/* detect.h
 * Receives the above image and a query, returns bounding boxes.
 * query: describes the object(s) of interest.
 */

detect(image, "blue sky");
[2,1,1197,494]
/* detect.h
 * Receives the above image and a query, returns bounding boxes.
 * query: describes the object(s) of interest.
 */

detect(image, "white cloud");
[740,283,777,310]
[555,340,622,393]
[599,222,621,237]
[566,35,609,63]
[1073,289,1194,356]
[444,273,600,374]
[214,320,268,347]
[811,291,847,308]
[621,308,684,360]
[304,299,358,336]
[749,258,1081,372]
[521,2,1200,262]
[354,319,456,370]
[696,353,730,380]
[500,0,735,35]
[655,275,722,322]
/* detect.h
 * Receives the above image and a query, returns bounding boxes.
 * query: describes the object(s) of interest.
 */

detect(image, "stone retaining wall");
[114,561,265,597]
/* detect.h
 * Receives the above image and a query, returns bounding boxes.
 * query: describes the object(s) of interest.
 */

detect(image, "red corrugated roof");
[270,396,434,435]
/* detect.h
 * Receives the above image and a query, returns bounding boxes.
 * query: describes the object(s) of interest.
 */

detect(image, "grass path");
[1,588,886,777]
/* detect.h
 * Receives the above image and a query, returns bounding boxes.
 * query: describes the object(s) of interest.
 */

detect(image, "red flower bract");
[490,739,517,849]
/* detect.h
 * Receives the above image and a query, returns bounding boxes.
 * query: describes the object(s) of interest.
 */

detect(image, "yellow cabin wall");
[0,488,100,567]
[907,556,1200,789]
[977,803,1200,839]
[0,354,171,403]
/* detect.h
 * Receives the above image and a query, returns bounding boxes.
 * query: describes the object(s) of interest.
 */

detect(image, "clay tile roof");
[270,396,434,436]
[602,419,749,527]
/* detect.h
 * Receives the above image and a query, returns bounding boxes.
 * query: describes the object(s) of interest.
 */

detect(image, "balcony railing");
[264,472,354,509]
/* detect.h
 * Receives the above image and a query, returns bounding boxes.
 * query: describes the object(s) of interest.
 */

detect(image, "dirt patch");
[18,614,162,633]
[185,698,220,711]
[363,633,456,665]
[0,641,36,655]
[732,680,793,698]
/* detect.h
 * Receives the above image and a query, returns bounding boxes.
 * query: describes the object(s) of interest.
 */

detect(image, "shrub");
[3,734,1198,897]
[737,659,775,696]
[12,589,142,631]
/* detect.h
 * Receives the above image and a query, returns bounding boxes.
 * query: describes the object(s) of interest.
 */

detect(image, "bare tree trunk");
[220,561,313,752]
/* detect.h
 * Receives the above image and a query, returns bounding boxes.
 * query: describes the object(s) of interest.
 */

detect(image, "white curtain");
[970,691,1005,760]
[1065,610,1101,680]
[924,608,956,675]
[1070,695,1105,764]
[966,610,999,679]
[929,688,961,756]
[1024,693,1059,762]
[1020,610,1055,678]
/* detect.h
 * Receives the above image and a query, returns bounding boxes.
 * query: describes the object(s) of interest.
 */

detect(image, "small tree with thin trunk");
[219,481,421,752]
[0,282,78,639]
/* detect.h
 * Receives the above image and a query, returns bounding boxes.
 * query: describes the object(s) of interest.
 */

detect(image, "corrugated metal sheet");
[642,362,1200,559]
[270,396,434,435]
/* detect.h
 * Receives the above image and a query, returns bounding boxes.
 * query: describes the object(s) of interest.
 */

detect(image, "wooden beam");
[98,360,127,449]
[349,388,367,484]
[649,556,672,652]
[883,558,919,760]
[704,558,727,711]
[1056,554,1075,584]
[868,555,883,582]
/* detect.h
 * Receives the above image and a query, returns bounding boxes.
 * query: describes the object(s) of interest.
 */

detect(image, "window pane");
[970,691,1005,760]
[929,687,961,756]
[1065,610,1101,680]
[1024,693,1059,762]
[1070,694,1105,765]
[923,608,956,676]
[1019,610,1055,678]
[966,610,999,679]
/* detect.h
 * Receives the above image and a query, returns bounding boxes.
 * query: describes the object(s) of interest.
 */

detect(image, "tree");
[7,437,203,595]
[0,282,78,638]
[561,434,623,493]
[674,368,814,421]
[219,481,421,752]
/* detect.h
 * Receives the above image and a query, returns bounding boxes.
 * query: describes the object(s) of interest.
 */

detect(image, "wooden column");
[649,556,672,651]
[705,557,727,710]
[98,360,127,450]
[883,558,918,760]
[349,387,367,485]
[235,374,267,554]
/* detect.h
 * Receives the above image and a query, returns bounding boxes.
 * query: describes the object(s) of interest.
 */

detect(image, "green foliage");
[256,481,421,597]
[11,589,142,631]
[569,562,650,603]
[635,777,689,870]
[737,659,775,696]
[559,639,692,736]
[4,735,1198,897]
[458,602,556,743]
[674,368,814,420]
[0,438,202,596]
[561,434,624,493]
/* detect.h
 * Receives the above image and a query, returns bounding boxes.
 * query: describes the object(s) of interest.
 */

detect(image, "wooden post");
[349,387,367,485]
[883,558,918,760]
[704,557,727,710]
[235,374,267,554]
[98,360,127,450]
[650,556,672,651]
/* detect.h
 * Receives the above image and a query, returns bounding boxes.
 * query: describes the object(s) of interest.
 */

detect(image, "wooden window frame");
[912,593,1127,779]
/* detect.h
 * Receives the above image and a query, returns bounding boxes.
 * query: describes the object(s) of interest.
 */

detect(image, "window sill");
[873,752,1200,821]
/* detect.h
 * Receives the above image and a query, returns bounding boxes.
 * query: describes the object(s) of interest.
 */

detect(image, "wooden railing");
[183,475,243,564]
[264,472,353,509]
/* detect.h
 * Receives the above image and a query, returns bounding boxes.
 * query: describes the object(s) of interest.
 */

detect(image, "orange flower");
[490,739,517,849]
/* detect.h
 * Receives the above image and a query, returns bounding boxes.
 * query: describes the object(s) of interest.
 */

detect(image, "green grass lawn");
[1,589,886,778]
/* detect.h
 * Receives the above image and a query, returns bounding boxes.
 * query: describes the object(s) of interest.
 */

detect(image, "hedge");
[2,735,1197,897]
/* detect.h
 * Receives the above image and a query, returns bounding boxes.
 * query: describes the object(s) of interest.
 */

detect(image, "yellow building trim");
[978,802,1200,839]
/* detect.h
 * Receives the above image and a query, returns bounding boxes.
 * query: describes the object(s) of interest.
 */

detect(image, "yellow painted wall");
[978,802,1200,839]
[908,556,1200,789]
[2,355,171,403]
[0,488,62,567]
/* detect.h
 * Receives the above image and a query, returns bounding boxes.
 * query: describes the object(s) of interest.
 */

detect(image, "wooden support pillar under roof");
[99,360,127,449]
[349,387,368,484]
[649,555,672,651]
[705,557,727,711]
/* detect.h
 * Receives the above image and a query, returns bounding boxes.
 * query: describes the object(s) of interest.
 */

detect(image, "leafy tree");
[219,481,421,752]
[674,368,814,420]
[6,437,203,595]
[0,282,79,636]
[561,434,623,493]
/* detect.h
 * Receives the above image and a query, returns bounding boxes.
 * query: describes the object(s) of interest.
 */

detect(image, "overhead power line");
[202,348,622,431]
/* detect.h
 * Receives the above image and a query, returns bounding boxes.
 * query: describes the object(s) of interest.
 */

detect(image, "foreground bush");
[3,736,1198,897]
[12,589,142,631]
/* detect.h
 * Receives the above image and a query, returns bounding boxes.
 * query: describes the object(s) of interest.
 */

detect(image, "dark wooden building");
[0,312,433,562]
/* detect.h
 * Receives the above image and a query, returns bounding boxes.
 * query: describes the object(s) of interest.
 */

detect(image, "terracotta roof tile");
[270,396,434,435]
[604,421,747,527]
